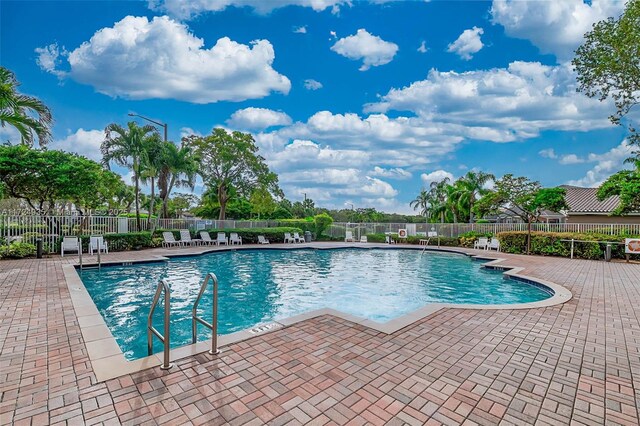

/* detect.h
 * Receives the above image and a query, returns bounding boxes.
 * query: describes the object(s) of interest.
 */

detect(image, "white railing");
[1,214,639,253]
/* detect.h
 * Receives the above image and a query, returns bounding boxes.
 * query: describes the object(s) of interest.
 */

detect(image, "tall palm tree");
[457,171,495,223]
[157,142,198,219]
[410,188,430,217]
[139,134,164,227]
[0,67,52,147]
[102,122,158,231]
[428,178,450,223]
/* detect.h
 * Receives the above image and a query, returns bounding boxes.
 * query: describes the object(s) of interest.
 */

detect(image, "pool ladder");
[192,273,220,355]
[147,273,220,371]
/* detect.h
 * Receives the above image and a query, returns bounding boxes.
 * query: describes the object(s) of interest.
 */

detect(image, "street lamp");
[128,112,168,142]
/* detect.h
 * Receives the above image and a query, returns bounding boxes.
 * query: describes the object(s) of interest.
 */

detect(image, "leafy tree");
[188,128,282,220]
[410,188,430,217]
[102,121,159,230]
[168,193,200,218]
[250,187,277,219]
[158,141,198,218]
[427,178,451,223]
[597,161,640,214]
[573,0,640,149]
[475,174,568,254]
[139,134,164,226]
[314,213,333,237]
[456,171,495,223]
[0,67,52,147]
[291,201,306,218]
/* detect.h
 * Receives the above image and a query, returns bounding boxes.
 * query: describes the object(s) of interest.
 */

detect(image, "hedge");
[156,227,304,244]
[0,242,37,259]
[364,233,460,247]
[58,232,154,253]
[496,231,639,260]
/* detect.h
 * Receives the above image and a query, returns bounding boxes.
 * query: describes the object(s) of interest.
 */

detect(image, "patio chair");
[345,231,354,242]
[61,236,80,257]
[162,232,182,248]
[258,235,270,244]
[216,232,228,245]
[180,229,198,246]
[284,232,295,243]
[293,232,304,243]
[385,235,396,244]
[199,231,217,246]
[360,236,368,243]
[488,238,501,252]
[89,236,108,255]
[474,237,489,250]
[230,233,243,245]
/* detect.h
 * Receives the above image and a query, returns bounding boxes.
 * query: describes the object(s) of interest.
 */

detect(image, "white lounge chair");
[284,233,295,243]
[474,237,489,250]
[162,232,182,248]
[199,231,217,245]
[180,229,198,246]
[61,236,80,257]
[216,232,228,245]
[385,235,396,244]
[345,231,354,242]
[230,233,242,245]
[488,238,501,252]
[258,235,270,244]
[89,236,108,255]
[293,232,304,243]
[360,236,368,243]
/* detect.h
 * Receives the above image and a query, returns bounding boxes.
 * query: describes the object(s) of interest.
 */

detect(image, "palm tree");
[428,178,450,223]
[0,67,52,147]
[139,134,164,227]
[410,188,430,217]
[102,122,158,231]
[157,142,198,219]
[457,171,495,223]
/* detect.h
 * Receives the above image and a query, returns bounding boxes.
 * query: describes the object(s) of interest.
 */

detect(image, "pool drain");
[249,322,283,334]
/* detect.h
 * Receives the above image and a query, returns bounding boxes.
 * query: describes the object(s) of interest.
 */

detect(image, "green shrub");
[201,227,303,244]
[2,242,37,258]
[365,233,387,243]
[496,231,638,260]
[314,213,333,237]
[457,231,493,248]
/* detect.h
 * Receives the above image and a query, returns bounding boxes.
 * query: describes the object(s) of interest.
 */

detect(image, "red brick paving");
[1,248,640,425]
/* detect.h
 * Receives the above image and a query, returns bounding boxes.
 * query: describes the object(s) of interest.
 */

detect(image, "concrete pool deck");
[1,243,640,425]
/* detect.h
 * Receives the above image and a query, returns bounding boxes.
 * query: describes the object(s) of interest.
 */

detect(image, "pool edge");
[63,243,573,382]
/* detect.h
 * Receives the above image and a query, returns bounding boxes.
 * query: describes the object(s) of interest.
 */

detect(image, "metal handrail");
[192,273,220,355]
[147,280,173,370]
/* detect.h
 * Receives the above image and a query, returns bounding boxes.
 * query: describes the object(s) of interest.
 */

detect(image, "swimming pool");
[79,248,552,360]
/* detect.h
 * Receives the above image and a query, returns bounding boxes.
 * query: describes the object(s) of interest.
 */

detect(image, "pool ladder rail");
[192,273,220,356]
[147,279,173,370]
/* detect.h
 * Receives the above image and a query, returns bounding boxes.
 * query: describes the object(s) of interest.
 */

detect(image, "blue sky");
[0,0,632,213]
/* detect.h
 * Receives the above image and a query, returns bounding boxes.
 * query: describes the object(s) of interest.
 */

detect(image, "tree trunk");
[161,175,176,219]
[527,219,532,255]
[147,177,155,227]
[218,185,227,221]
[134,172,141,232]
[469,197,474,223]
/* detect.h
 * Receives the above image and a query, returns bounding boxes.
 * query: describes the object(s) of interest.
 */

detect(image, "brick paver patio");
[1,245,640,425]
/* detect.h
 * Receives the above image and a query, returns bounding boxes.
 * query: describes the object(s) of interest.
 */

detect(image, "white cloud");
[421,169,454,186]
[566,141,633,187]
[539,148,557,159]
[417,41,428,53]
[558,154,584,165]
[36,16,290,104]
[369,166,412,180]
[265,139,369,170]
[50,128,105,161]
[149,0,352,19]
[447,26,484,60]
[226,107,292,130]
[0,126,20,144]
[303,79,323,90]
[366,61,614,140]
[491,0,624,61]
[331,29,399,71]
[293,25,307,34]
[35,43,66,78]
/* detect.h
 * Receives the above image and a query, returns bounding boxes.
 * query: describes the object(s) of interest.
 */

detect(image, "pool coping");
[62,243,572,382]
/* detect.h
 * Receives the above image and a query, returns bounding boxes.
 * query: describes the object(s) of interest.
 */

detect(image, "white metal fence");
[1,214,639,253]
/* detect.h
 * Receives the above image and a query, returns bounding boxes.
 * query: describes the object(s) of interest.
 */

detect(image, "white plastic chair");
[61,236,80,257]
[230,233,242,245]
[360,236,368,243]
[258,235,270,244]
[180,229,198,246]
[474,237,489,250]
[199,231,216,245]
[488,238,501,252]
[345,231,354,242]
[216,232,228,245]
[162,232,182,248]
[89,236,108,255]
[293,232,304,243]
[284,233,295,243]
[385,235,396,244]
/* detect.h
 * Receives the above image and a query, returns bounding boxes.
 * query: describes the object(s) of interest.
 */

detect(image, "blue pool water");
[79,248,552,360]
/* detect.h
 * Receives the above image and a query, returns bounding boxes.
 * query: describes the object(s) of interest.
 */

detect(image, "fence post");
[570,239,574,259]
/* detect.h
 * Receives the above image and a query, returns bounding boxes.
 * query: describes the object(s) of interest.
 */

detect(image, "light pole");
[128,113,168,142]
